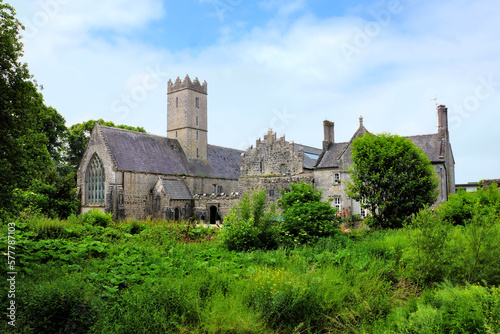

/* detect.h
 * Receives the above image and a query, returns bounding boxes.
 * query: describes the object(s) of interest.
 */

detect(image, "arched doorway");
[209,206,218,225]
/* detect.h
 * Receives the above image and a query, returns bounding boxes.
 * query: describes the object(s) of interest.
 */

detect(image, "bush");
[220,190,280,251]
[279,182,339,245]
[6,277,99,334]
[80,209,113,228]
[439,184,500,226]
[382,282,500,333]
[404,185,500,286]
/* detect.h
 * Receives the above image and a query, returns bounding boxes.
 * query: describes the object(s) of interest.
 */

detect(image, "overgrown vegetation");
[1,185,499,333]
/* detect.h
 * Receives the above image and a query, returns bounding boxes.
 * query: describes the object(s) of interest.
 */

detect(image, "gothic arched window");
[87,154,105,205]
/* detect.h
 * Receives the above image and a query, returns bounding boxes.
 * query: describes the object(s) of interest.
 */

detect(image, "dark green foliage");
[1,275,100,334]
[80,209,113,228]
[13,169,79,219]
[279,182,339,244]
[346,133,439,228]
[0,2,58,213]
[220,190,280,251]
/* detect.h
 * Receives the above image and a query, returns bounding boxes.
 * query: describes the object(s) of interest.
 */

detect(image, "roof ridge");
[405,132,438,138]
[96,125,119,169]
[99,125,174,140]
[207,143,244,153]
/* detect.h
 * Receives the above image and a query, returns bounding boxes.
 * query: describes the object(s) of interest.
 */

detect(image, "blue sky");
[10,0,500,184]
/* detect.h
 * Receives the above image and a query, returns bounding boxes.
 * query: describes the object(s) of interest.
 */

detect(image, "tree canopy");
[0,1,58,212]
[345,133,439,228]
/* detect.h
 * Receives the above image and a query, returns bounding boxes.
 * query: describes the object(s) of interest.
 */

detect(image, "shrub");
[80,209,113,227]
[404,209,452,284]
[279,182,339,245]
[404,185,500,286]
[8,277,99,334]
[439,184,500,226]
[220,190,280,251]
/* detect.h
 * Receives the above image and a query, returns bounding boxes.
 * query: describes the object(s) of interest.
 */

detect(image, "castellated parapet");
[168,74,207,95]
[241,128,305,176]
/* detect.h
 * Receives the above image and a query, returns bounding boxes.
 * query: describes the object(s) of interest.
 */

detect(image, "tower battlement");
[168,74,207,94]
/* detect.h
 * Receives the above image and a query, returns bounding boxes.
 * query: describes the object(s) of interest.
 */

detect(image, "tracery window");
[87,154,105,205]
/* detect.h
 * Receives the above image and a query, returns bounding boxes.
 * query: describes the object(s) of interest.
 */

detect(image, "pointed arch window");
[87,154,105,205]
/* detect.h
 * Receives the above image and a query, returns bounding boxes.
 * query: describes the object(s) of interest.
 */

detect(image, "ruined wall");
[193,194,240,222]
[241,129,304,177]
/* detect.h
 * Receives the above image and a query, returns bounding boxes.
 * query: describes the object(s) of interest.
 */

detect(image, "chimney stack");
[437,105,448,140]
[323,120,334,150]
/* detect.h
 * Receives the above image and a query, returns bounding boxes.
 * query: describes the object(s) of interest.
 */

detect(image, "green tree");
[278,182,339,244]
[345,133,439,228]
[66,119,146,169]
[0,1,56,213]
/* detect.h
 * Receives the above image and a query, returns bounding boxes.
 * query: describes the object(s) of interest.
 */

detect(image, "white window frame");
[334,197,341,210]
[334,173,340,184]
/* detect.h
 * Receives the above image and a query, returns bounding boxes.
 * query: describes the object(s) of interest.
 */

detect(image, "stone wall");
[239,173,314,202]
[193,193,240,223]
[77,124,120,216]
[481,179,500,189]
[241,129,304,177]
[184,176,238,196]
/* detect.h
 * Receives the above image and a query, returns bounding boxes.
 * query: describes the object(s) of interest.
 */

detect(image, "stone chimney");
[323,120,334,150]
[437,105,448,140]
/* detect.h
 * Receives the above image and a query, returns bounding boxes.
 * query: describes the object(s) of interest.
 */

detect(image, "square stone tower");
[167,75,208,160]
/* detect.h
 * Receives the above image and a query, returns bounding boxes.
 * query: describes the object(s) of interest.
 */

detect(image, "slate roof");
[98,126,243,179]
[159,178,192,200]
[314,142,349,168]
[99,126,191,174]
[406,134,442,162]
[315,131,445,169]
[294,144,322,169]
[207,145,243,179]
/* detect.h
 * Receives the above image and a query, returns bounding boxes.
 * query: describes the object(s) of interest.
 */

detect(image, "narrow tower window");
[196,116,198,126]
[195,97,200,108]
[175,131,177,138]
[196,131,199,140]
[87,154,105,205]
[175,97,178,108]
[197,147,199,157]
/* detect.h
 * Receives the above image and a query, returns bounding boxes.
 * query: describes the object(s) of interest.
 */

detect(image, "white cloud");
[10,0,500,183]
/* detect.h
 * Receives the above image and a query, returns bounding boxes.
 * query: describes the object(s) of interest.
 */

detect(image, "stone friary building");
[77,75,455,222]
